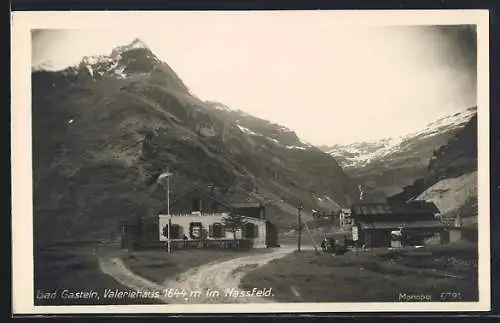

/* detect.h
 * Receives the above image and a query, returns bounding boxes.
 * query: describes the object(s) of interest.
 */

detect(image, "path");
[99,246,295,304]
[98,257,172,303]
[163,246,295,304]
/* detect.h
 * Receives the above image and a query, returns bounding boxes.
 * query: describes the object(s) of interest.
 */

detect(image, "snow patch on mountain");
[410,107,477,139]
[82,55,114,66]
[236,124,310,147]
[111,38,150,56]
[85,65,94,78]
[324,107,477,169]
[236,124,279,143]
[237,124,315,148]
[286,145,307,150]
[268,137,279,143]
[237,124,259,136]
[298,139,313,148]
[35,38,157,80]
[213,104,232,112]
[327,137,404,168]
[114,66,127,79]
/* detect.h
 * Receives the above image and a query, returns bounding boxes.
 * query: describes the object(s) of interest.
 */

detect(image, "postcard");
[11,9,490,314]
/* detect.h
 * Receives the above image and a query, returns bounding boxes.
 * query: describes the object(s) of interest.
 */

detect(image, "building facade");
[119,187,278,249]
[158,213,268,248]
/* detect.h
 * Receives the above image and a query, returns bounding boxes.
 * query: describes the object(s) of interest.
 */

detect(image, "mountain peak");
[131,38,149,47]
[74,38,163,79]
[111,38,151,57]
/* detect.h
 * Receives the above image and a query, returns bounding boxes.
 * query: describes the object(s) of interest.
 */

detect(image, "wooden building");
[350,201,446,248]
[118,215,160,249]
[119,187,278,249]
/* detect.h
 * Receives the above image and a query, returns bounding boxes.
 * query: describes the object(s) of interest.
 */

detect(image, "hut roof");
[170,186,234,211]
[169,185,263,211]
[358,219,446,230]
[352,201,439,216]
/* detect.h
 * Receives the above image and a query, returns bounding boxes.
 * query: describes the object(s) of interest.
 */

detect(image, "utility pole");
[297,201,303,252]
[167,166,171,254]
[158,167,173,254]
[157,168,174,253]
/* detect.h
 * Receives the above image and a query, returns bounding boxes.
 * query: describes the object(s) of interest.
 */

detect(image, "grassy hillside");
[32,41,358,244]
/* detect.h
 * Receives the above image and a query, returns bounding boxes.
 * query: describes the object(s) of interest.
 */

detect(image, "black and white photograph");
[12,10,490,313]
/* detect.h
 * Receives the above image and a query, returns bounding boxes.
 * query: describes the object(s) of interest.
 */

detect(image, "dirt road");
[98,257,173,303]
[99,246,295,304]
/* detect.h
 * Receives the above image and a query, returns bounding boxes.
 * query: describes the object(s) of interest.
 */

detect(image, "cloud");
[434,25,477,84]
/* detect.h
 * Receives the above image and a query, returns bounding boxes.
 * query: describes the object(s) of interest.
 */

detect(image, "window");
[243,223,258,238]
[171,224,182,239]
[189,222,203,239]
[162,224,183,239]
[210,222,224,238]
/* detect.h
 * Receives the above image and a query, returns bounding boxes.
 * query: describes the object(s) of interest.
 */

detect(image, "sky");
[31,14,477,146]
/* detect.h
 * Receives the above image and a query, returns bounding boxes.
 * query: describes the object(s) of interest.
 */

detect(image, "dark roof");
[386,191,413,203]
[358,219,446,230]
[351,201,439,216]
[170,186,263,211]
[232,202,263,208]
[386,189,423,203]
[171,187,235,211]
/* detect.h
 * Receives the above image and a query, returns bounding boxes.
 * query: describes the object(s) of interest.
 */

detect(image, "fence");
[164,212,229,217]
[134,238,253,251]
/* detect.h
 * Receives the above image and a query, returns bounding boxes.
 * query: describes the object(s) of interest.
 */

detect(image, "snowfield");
[324,107,477,169]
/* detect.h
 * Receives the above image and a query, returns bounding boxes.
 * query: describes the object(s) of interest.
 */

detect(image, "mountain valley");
[32,39,359,243]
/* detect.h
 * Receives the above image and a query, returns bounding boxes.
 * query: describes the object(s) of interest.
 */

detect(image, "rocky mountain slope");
[415,172,477,227]
[390,114,478,226]
[32,39,358,242]
[321,107,477,202]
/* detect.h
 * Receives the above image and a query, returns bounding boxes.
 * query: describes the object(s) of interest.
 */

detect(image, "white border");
[11,10,490,314]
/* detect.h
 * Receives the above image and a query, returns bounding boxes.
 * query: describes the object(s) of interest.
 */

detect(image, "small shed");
[118,215,159,249]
